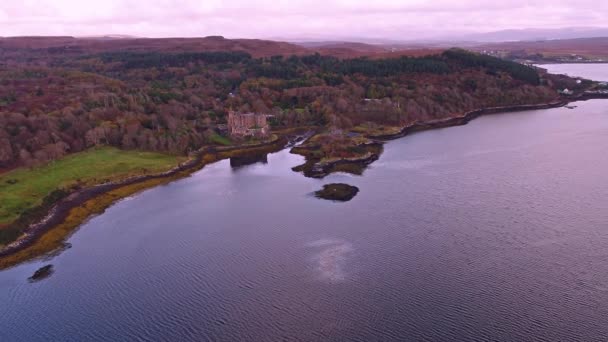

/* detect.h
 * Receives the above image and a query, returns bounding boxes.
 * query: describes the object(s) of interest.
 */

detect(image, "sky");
[1,0,607,40]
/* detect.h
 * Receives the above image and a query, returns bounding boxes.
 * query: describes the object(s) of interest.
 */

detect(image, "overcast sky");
[1,0,607,40]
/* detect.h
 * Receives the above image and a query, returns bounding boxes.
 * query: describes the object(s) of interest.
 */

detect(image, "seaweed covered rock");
[28,264,54,282]
[315,183,359,202]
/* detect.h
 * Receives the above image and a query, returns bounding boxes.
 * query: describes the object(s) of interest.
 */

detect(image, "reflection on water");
[307,238,354,282]
[1,94,608,341]
[229,153,269,168]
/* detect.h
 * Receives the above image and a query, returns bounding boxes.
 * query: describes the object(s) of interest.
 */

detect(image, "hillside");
[0,36,445,60]
[295,40,446,59]
[0,36,310,59]
[457,27,608,42]
[0,39,598,258]
[0,43,572,171]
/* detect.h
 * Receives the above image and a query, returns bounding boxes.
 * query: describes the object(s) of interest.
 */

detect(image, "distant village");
[480,50,607,65]
[477,50,608,97]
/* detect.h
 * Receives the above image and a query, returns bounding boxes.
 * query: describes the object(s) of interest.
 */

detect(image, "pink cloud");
[0,0,606,39]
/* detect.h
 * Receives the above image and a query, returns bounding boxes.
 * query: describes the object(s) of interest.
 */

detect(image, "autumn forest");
[0,37,573,170]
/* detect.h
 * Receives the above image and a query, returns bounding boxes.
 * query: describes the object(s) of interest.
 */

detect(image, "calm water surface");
[1,68,608,341]
[542,63,608,81]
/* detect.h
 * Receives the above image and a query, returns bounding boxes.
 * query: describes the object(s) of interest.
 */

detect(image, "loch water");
[541,63,608,81]
[1,66,608,341]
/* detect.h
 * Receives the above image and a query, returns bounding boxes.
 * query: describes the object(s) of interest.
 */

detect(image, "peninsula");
[1,36,606,268]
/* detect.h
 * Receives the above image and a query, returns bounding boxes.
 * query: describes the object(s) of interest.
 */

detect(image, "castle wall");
[228,111,270,138]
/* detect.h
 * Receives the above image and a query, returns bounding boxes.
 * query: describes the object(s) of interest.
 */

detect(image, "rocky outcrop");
[28,264,53,282]
[308,151,380,178]
[315,183,359,202]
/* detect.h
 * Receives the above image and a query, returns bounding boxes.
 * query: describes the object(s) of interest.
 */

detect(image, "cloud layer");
[1,0,607,39]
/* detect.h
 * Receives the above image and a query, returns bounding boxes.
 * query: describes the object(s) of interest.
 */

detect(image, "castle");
[227,111,270,138]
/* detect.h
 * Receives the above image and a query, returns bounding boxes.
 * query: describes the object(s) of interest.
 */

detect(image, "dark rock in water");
[28,264,54,282]
[315,183,359,202]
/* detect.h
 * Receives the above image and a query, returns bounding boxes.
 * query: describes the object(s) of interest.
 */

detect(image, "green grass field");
[0,147,184,226]
[208,132,233,146]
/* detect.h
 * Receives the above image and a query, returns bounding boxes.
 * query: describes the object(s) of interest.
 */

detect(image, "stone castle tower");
[227,111,270,137]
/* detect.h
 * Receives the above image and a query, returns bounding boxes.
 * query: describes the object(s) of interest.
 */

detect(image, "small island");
[28,264,54,282]
[315,183,359,202]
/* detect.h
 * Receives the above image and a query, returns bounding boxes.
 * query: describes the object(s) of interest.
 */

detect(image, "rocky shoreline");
[372,94,608,141]
[292,94,608,180]
[370,101,567,140]
[291,139,383,178]
[299,150,381,178]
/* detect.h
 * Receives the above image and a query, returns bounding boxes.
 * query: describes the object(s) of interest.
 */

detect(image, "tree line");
[0,47,556,169]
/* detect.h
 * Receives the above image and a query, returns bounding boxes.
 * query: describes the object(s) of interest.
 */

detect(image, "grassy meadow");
[0,147,184,227]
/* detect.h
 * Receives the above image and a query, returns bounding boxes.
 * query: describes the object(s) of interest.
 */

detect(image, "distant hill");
[294,41,446,59]
[295,41,389,58]
[4,34,607,61]
[0,36,446,59]
[473,37,608,58]
[297,41,387,51]
[79,35,140,40]
[0,36,310,58]
[456,27,608,43]
[284,27,608,49]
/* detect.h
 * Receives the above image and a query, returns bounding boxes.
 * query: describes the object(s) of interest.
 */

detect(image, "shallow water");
[1,69,608,341]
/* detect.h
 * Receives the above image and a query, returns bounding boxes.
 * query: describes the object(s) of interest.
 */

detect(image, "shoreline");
[292,94,608,179]
[291,145,383,179]
[1,96,607,269]
[0,136,288,269]
[532,61,608,65]
[369,101,568,140]
[371,94,608,141]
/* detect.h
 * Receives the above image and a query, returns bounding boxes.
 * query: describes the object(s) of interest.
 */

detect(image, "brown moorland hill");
[298,41,445,59]
[0,36,445,59]
[310,42,388,58]
[0,36,310,58]
[474,37,608,57]
[369,49,447,59]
